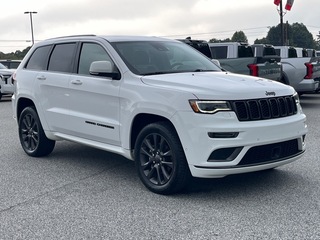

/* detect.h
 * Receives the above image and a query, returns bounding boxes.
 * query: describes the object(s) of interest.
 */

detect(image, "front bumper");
[172,110,307,178]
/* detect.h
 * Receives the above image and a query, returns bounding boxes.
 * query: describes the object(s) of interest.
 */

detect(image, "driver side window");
[78,43,114,76]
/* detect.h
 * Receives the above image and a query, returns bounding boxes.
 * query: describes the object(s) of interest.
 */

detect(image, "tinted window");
[210,46,228,59]
[178,40,212,58]
[302,49,308,57]
[288,48,297,58]
[112,41,221,75]
[48,43,76,73]
[0,63,7,69]
[78,43,113,75]
[25,45,51,70]
[238,45,253,58]
[263,47,276,56]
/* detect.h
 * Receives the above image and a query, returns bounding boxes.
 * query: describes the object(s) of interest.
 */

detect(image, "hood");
[0,69,15,75]
[140,72,294,100]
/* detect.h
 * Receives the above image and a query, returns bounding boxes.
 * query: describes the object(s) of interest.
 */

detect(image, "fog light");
[208,147,243,162]
[208,132,239,138]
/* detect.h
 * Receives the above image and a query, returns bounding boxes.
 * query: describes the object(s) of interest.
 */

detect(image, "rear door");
[25,43,75,132]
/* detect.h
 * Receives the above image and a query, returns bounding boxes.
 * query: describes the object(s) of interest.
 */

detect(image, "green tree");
[314,31,320,50]
[208,38,231,43]
[254,37,268,44]
[0,46,31,60]
[256,22,316,48]
[231,31,248,43]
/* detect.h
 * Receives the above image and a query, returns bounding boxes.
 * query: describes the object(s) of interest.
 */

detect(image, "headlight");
[189,100,231,114]
[293,92,300,105]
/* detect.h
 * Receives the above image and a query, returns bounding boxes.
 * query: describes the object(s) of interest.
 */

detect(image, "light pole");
[24,11,37,45]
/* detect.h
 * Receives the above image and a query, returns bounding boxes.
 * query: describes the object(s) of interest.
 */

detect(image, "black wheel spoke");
[138,132,175,186]
[161,165,170,181]
[141,159,152,170]
[141,146,153,158]
[155,165,162,185]
[147,166,156,179]
[144,139,154,152]
[162,149,172,157]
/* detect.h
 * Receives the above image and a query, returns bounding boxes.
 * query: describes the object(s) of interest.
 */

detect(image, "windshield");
[111,41,221,75]
[0,63,7,69]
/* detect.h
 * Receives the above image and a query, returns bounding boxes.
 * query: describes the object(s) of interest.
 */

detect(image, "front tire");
[134,122,190,194]
[18,107,55,157]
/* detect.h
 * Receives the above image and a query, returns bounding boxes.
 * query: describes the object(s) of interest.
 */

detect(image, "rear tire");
[134,122,191,194]
[18,107,55,157]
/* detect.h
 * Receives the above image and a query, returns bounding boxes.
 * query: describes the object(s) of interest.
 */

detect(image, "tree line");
[209,22,319,50]
[0,47,31,60]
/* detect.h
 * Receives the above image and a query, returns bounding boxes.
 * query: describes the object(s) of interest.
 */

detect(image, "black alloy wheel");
[135,122,190,194]
[19,107,55,157]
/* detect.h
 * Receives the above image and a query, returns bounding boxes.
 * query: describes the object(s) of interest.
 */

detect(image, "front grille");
[231,95,297,121]
[239,139,301,166]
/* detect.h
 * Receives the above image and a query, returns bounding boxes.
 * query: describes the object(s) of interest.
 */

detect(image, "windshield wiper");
[143,71,178,76]
[193,69,217,72]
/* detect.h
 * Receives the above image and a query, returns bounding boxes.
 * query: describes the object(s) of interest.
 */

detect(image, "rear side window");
[301,49,308,57]
[288,48,297,58]
[48,43,77,73]
[25,45,51,70]
[238,46,253,58]
[263,47,276,56]
[210,46,228,59]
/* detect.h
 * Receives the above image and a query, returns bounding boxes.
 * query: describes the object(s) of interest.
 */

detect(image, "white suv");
[12,35,307,194]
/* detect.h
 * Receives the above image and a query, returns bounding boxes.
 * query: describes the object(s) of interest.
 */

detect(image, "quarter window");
[25,45,51,70]
[210,46,228,59]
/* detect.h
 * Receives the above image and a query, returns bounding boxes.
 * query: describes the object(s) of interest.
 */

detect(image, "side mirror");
[89,61,121,80]
[211,59,221,67]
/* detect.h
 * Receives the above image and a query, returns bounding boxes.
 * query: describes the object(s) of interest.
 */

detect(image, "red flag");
[274,0,281,6]
[285,0,294,10]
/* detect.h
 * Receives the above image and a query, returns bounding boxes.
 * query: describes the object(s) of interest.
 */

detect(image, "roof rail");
[47,34,96,40]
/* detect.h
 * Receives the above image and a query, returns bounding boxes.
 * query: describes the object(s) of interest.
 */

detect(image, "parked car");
[0,63,15,100]
[0,59,21,69]
[274,46,320,94]
[12,35,307,194]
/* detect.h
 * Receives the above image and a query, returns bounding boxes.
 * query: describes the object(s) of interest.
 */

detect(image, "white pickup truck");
[208,42,282,81]
[274,46,320,93]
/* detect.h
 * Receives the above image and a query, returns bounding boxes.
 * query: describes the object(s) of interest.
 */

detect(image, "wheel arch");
[130,113,177,153]
[16,97,36,120]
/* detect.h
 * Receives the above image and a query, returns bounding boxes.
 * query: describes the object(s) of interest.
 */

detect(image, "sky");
[0,0,319,54]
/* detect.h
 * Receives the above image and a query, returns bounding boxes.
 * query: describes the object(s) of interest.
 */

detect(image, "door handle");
[71,79,83,85]
[36,76,46,80]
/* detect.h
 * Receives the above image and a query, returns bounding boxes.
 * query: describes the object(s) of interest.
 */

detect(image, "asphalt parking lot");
[0,94,319,240]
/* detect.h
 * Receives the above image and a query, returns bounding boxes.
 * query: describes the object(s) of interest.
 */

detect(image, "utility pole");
[24,11,37,45]
[279,0,284,45]
[274,0,294,46]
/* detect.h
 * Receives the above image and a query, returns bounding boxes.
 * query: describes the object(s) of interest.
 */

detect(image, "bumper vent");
[231,95,297,121]
[239,139,302,166]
